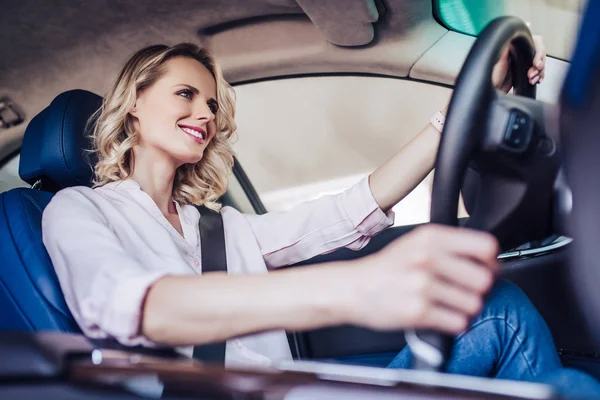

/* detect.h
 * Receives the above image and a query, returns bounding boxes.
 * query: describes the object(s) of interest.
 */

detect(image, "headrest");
[19,90,103,190]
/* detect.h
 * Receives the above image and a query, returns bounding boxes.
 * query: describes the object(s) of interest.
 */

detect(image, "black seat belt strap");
[192,205,228,365]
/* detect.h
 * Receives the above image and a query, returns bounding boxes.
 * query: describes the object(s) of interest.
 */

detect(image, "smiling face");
[131,56,219,166]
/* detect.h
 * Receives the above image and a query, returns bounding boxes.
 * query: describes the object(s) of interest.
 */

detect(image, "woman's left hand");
[492,31,546,93]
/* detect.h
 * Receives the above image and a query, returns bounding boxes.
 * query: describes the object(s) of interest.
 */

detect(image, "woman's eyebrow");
[175,83,200,94]
[175,83,217,102]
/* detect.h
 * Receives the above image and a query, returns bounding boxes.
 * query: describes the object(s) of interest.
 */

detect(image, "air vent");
[0,98,24,129]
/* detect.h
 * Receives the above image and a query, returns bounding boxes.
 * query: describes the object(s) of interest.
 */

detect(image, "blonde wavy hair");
[90,43,236,209]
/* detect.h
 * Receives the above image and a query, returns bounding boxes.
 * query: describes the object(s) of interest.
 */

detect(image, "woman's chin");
[177,152,204,166]
[165,145,206,167]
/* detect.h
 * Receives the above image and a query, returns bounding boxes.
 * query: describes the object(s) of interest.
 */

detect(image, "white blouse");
[42,177,394,368]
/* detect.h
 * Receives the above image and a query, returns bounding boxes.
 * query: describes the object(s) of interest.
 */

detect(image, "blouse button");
[192,259,200,267]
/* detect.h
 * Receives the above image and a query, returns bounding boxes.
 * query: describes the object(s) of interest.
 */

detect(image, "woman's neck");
[129,147,180,215]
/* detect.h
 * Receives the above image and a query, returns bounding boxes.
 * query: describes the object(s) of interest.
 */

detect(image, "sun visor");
[295,0,380,46]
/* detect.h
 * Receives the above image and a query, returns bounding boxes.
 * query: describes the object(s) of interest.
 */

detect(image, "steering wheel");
[405,16,562,371]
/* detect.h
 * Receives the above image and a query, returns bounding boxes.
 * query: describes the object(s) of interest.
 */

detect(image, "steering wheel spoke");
[486,92,551,156]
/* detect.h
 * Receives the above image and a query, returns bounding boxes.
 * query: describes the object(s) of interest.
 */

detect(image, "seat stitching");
[0,193,36,330]
[22,192,43,214]
[59,93,75,176]
[0,279,35,331]
[18,191,75,326]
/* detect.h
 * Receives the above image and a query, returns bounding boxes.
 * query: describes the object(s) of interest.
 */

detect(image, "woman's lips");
[179,125,206,144]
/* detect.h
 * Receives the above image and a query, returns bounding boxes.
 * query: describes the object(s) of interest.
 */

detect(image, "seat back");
[0,90,102,332]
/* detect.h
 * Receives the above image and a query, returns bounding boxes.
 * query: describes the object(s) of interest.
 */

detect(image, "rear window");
[0,154,27,192]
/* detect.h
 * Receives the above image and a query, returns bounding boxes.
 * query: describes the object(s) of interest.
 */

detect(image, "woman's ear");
[129,105,137,116]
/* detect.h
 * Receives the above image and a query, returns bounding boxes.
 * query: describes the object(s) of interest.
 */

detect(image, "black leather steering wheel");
[405,16,562,371]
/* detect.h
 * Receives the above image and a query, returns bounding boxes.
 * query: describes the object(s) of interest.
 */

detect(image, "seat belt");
[192,206,228,365]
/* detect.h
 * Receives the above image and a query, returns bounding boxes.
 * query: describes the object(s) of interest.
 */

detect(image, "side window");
[0,153,28,192]
[226,170,258,215]
[232,76,456,226]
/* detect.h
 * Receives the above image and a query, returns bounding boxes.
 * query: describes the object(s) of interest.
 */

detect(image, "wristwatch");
[429,110,446,133]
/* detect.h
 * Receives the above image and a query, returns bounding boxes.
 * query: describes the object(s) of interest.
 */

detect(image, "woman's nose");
[193,102,215,122]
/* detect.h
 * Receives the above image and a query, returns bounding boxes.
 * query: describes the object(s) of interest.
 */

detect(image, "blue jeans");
[339,281,600,398]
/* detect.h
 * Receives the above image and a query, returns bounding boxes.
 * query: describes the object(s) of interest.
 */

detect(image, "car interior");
[0,0,597,398]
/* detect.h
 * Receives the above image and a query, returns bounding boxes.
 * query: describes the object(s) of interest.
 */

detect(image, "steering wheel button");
[503,110,533,152]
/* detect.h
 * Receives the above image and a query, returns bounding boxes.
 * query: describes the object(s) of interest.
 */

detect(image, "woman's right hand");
[141,223,499,346]
[347,225,500,334]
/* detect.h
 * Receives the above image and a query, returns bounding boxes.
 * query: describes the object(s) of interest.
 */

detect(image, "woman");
[41,41,598,394]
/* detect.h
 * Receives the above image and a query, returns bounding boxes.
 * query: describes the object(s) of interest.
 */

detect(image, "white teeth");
[181,127,204,140]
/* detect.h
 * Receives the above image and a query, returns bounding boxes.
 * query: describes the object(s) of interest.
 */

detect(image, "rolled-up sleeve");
[244,177,394,268]
[42,188,168,346]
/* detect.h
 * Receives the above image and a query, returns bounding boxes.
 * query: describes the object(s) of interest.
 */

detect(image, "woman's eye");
[178,89,193,100]
[208,102,219,114]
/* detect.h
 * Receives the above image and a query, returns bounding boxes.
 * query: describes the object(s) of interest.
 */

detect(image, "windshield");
[434,0,585,60]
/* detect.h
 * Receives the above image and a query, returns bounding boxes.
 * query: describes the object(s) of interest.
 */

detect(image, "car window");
[226,170,258,215]
[0,154,28,192]
[0,145,447,226]
[435,0,584,60]
[232,76,462,227]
